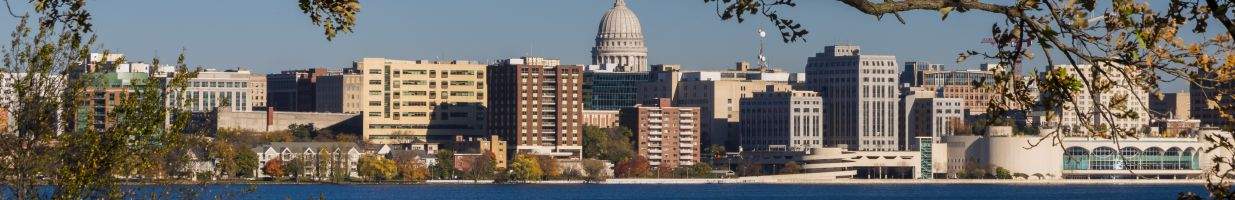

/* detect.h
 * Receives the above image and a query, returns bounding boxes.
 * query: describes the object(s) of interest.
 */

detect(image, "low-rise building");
[582,109,621,129]
[251,142,363,179]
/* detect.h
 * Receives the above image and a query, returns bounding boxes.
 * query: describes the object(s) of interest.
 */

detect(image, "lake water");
[176,183,1206,200]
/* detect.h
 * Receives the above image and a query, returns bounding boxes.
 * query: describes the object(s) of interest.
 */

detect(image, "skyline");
[0,0,1189,92]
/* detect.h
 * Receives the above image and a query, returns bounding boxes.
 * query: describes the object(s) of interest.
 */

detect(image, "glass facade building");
[583,71,649,110]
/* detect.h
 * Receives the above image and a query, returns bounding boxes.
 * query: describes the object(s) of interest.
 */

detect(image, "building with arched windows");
[939,127,1222,179]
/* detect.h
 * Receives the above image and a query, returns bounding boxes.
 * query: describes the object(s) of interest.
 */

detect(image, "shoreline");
[136,178,1206,186]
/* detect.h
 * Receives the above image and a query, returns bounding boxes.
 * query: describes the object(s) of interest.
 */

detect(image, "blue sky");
[0,0,1188,91]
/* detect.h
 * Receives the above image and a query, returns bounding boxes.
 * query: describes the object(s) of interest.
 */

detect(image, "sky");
[0,0,1187,91]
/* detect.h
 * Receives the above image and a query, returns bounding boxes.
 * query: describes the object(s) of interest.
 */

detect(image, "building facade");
[179,69,259,112]
[583,71,649,110]
[919,68,996,115]
[673,80,792,150]
[1047,64,1150,136]
[267,68,330,112]
[248,75,267,110]
[355,58,488,144]
[900,88,965,151]
[591,0,648,72]
[738,90,825,150]
[581,109,620,128]
[807,45,900,151]
[620,98,701,168]
[488,57,584,159]
[1150,91,1190,120]
[316,72,364,114]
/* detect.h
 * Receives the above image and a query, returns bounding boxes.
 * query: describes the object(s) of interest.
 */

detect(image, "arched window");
[1120,147,1142,169]
[1145,147,1164,170]
[1063,147,1090,170]
[1166,147,1183,169]
[1184,147,1197,170]
[1092,147,1118,170]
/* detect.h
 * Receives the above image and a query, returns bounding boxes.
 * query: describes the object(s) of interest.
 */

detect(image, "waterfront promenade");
[419,178,1204,185]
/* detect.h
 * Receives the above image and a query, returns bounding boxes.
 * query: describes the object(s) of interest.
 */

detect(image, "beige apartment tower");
[355,58,487,144]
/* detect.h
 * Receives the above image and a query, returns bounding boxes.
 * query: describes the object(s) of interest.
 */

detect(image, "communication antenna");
[757,27,768,70]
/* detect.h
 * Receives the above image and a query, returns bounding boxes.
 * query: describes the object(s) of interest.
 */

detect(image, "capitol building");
[592,0,648,72]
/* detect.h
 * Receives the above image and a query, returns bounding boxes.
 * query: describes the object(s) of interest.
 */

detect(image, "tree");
[357,154,397,181]
[995,167,1013,179]
[535,155,561,180]
[431,150,457,180]
[464,152,497,181]
[288,123,315,140]
[615,155,651,178]
[263,158,286,181]
[236,149,260,179]
[286,157,306,181]
[781,161,802,175]
[209,140,238,180]
[314,149,331,181]
[509,154,543,183]
[582,159,608,183]
[583,126,635,163]
[398,159,430,183]
[705,0,1235,195]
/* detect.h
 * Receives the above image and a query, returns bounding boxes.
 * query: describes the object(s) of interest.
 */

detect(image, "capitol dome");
[592,0,648,72]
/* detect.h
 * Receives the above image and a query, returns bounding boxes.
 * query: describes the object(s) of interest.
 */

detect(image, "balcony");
[649,155,663,160]
[648,149,662,154]
[680,143,695,148]
[649,125,663,129]
[681,119,695,123]
[649,131,662,135]
[680,155,695,160]
[649,137,662,142]
[680,137,694,142]
[650,113,663,117]
[679,150,692,154]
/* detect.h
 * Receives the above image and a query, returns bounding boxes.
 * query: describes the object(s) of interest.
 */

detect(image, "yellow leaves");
[1224,53,1235,69]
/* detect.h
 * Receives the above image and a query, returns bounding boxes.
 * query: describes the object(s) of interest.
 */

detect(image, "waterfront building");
[592,0,648,72]
[1046,64,1151,136]
[738,89,824,150]
[267,68,331,112]
[581,109,620,128]
[178,68,260,112]
[488,57,584,159]
[451,135,509,169]
[806,45,900,151]
[620,98,701,168]
[940,126,1216,179]
[316,70,364,114]
[252,142,362,179]
[1150,91,1190,120]
[355,58,488,144]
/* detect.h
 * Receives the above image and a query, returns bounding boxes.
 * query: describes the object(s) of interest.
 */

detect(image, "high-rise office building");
[807,45,900,151]
[488,57,584,159]
[355,58,487,144]
[591,0,648,72]
[620,98,701,168]
[738,89,824,150]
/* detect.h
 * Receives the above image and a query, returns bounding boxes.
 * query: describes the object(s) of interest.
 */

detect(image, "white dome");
[597,0,643,39]
[592,0,649,72]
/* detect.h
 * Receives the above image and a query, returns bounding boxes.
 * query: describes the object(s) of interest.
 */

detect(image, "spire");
[614,0,626,7]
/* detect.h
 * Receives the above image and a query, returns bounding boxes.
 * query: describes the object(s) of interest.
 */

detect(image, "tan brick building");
[355,58,487,144]
[488,57,584,159]
[621,98,701,168]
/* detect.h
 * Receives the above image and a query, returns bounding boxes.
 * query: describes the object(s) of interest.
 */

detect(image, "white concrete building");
[900,87,965,151]
[739,89,825,150]
[176,68,262,112]
[807,45,900,151]
[252,142,362,179]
